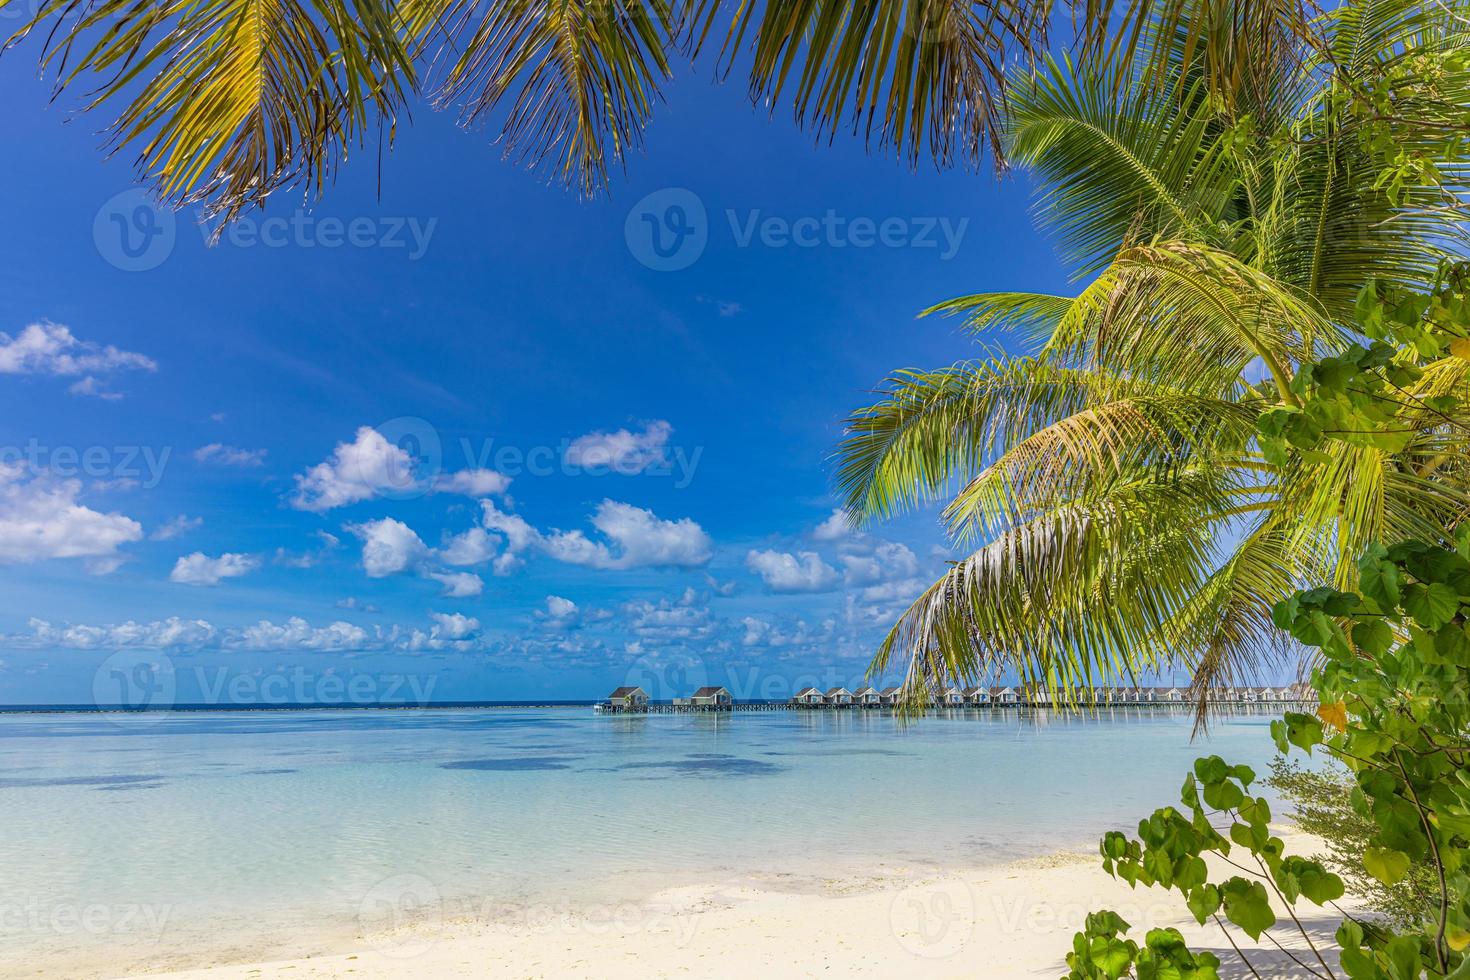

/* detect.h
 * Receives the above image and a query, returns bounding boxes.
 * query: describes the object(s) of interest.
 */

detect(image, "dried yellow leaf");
[1317,701,1348,733]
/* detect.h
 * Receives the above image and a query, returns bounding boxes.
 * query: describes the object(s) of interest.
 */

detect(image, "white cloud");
[170,552,259,586]
[479,498,710,572]
[480,500,538,556]
[194,444,267,467]
[151,515,202,541]
[336,597,380,613]
[842,541,920,586]
[428,611,480,640]
[233,617,370,651]
[6,614,499,655]
[274,530,340,569]
[437,527,496,566]
[857,577,932,604]
[565,420,672,474]
[0,465,142,566]
[738,614,838,652]
[745,549,840,593]
[537,595,581,630]
[346,518,428,578]
[0,322,155,385]
[67,376,124,401]
[433,468,511,497]
[425,569,484,597]
[84,555,129,576]
[545,595,578,619]
[622,591,713,641]
[704,574,737,597]
[292,427,415,512]
[811,508,853,542]
[543,500,711,570]
[21,616,216,649]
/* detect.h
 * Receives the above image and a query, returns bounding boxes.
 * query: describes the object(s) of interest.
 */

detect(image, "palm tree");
[835,0,1470,715]
[0,0,1317,225]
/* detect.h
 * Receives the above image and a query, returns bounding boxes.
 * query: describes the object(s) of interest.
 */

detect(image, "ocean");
[0,705,1288,977]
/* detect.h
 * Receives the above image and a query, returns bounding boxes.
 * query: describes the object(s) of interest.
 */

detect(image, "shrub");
[1268,757,1440,930]
[1060,532,1470,979]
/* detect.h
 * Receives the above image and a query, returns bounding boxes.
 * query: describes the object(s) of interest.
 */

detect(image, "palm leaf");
[8,0,414,222]
[701,0,1051,174]
[426,0,675,195]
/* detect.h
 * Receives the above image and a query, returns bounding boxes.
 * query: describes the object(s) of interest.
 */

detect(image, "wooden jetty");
[593,683,1315,713]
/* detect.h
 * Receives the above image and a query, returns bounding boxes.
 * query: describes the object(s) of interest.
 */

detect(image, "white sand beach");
[128,830,1350,980]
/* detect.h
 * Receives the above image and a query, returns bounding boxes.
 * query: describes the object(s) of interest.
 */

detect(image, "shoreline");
[36,830,1349,980]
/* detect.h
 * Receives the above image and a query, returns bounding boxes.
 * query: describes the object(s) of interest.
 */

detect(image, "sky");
[0,54,1135,706]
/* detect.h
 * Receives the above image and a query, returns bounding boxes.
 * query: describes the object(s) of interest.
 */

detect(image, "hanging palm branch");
[837,0,1470,720]
[0,0,1343,223]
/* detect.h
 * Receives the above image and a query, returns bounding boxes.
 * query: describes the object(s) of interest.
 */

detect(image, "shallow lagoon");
[0,706,1288,976]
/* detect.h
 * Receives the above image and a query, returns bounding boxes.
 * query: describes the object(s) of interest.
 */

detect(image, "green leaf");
[1352,618,1395,655]
[1403,582,1460,630]
[1360,552,1403,609]
[1186,884,1221,925]
[1089,935,1135,978]
[1363,846,1411,885]
[1194,756,1230,785]
[1203,779,1245,811]
[1298,868,1345,905]
[1220,878,1275,940]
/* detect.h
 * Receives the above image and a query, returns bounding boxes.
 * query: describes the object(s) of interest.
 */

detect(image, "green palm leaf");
[9,0,414,222]
[427,0,675,196]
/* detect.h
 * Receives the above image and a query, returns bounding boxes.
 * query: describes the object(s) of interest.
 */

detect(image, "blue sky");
[0,57,1144,705]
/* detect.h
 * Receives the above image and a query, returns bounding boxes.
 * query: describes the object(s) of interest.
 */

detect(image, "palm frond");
[873,468,1234,710]
[941,388,1261,542]
[1005,55,1239,274]
[922,291,1075,344]
[1166,521,1309,727]
[427,0,675,196]
[702,0,1051,174]
[835,357,1192,525]
[1044,241,1340,397]
[8,0,414,222]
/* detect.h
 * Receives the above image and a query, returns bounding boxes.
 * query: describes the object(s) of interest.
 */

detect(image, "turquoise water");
[0,706,1288,976]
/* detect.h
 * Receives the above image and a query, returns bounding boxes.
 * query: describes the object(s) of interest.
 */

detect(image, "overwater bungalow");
[853,686,881,707]
[605,686,649,712]
[962,686,990,706]
[825,687,854,707]
[941,686,966,707]
[1159,687,1186,702]
[792,687,825,707]
[1026,686,1054,706]
[990,686,1018,706]
[690,686,733,709]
